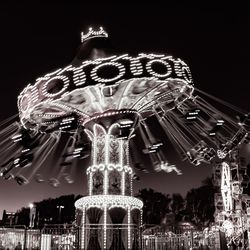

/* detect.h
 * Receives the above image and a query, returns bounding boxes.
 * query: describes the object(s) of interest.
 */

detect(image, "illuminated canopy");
[75,194,143,210]
[18,53,193,130]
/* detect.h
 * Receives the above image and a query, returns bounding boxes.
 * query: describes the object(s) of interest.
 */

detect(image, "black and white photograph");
[0,2,249,249]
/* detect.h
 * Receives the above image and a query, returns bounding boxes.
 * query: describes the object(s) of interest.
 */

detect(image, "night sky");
[1,2,250,217]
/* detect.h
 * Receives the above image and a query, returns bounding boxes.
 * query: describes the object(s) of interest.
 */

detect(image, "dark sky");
[1,2,250,217]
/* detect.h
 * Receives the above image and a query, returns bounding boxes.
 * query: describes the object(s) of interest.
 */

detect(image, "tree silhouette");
[170,193,185,224]
[136,188,171,225]
[185,177,217,227]
[16,207,29,226]
[15,194,82,228]
[136,178,217,229]
[14,177,218,229]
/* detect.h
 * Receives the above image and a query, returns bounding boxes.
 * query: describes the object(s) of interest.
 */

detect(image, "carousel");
[1,27,250,249]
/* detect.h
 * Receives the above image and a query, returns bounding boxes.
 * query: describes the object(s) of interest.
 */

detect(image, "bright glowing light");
[18,53,193,129]
[122,172,125,196]
[103,205,107,249]
[217,149,228,159]
[221,162,233,212]
[128,206,131,249]
[81,27,108,42]
[42,75,70,98]
[222,220,234,237]
[91,62,126,83]
[75,195,143,210]
[146,59,172,78]
[89,172,93,196]
[81,208,85,248]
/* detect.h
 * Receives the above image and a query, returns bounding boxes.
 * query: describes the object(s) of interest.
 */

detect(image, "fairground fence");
[0,224,222,250]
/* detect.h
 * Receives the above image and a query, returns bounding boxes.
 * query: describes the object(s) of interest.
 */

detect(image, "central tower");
[75,112,143,250]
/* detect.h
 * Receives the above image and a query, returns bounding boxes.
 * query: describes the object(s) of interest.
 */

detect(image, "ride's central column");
[75,113,143,250]
[86,122,133,197]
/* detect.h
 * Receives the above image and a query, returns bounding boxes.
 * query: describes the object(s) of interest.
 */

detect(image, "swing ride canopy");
[0,27,249,185]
